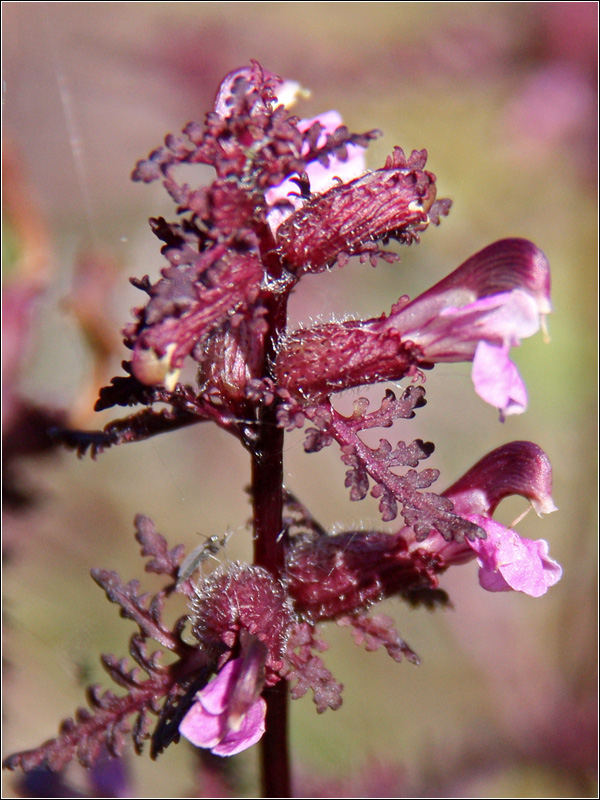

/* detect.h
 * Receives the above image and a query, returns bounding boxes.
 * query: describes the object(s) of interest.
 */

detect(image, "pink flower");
[275,238,551,410]
[409,442,561,598]
[471,340,528,417]
[388,238,552,418]
[179,658,266,757]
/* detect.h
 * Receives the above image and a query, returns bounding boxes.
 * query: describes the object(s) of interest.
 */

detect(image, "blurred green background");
[3,3,597,797]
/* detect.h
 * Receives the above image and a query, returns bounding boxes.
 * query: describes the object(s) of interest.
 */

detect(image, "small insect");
[176,531,232,587]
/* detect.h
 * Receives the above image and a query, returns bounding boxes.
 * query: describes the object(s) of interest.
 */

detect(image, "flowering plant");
[4,62,560,797]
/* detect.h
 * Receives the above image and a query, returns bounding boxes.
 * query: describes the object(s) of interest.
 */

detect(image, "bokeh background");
[3,2,597,797]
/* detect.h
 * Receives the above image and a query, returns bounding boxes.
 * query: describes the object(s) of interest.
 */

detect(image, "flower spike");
[4,63,560,787]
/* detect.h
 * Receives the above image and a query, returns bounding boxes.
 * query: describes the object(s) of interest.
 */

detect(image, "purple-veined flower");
[179,657,267,757]
[387,237,552,418]
[284,442,561,622]
[276,238,551,418]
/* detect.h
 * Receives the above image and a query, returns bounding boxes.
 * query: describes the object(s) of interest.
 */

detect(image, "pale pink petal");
[211,697,267,757]
[471,340,528,417]
[295,111,366,195]
[395,289,541,363]
[179,700,223,749]
[465,515,562,597]
[438,288,541,343]
[197,659,239,715]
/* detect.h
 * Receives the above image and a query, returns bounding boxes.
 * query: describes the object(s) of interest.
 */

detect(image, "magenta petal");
[211,697,267,757]
[198,659,239,715]
[471,340,528,417]
[478,565,513,592]
[179,700,223,749]
[465,515,562,597]
[498,536,562,596]
[179,658,267,756]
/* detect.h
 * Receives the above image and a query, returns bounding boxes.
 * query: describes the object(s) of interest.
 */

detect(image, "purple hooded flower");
[408,441,561,597]
[386,238,552,418]
[276,238,551,412]
[179,657,266,757]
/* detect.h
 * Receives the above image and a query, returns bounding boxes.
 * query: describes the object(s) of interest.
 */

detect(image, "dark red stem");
[252,415,285,571]
[260,682,290,797]
[252,285,291,797]
[251,409,291,797]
